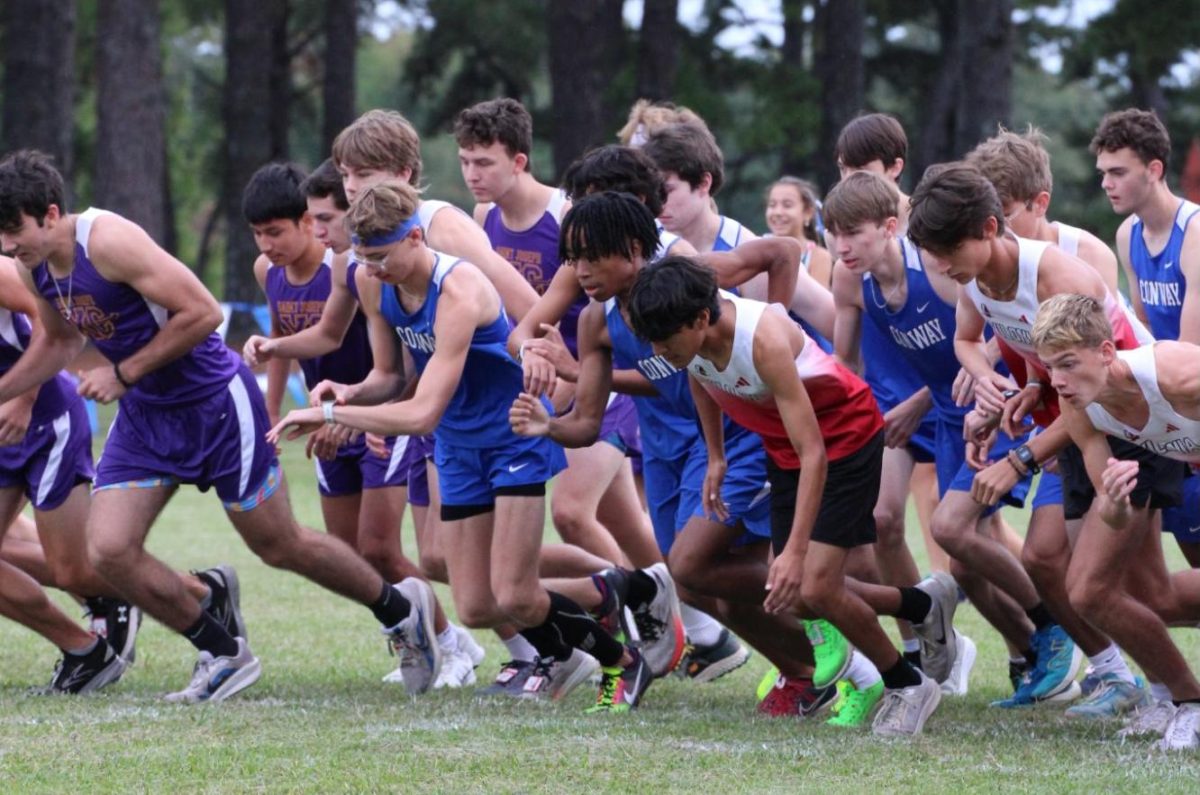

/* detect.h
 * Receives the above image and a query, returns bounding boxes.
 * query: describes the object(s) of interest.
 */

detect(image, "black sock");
[519,616,572,662]
[1020,647,1037,668]
[903,649,923,670]
[1025,602,1054,632]
[1173,698,1200,706]
[183,611,239,658]
[626,569,657,610]
[543,591,625,667]
[369,581,412,628]
[896,587,933,624]
[880,656,923,690]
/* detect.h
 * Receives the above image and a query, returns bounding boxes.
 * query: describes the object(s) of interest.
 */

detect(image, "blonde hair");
[1031,293,1113,353]
[617,99,710,146]
[346,180,422,242]
[965,126,1053,206]
[332,109,423,187]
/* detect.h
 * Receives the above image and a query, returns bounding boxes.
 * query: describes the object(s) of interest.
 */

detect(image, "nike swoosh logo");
[1164,261,1175,269]
[507,463,529,473]
[916,302,930,313]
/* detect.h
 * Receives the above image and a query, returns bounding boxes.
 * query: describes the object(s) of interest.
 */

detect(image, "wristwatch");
[1012,443,1040,475]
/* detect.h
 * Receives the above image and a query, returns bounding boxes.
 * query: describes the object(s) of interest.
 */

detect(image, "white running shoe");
[912,572,958,685]
[455,625,486,668]
[384,578,443,696]
[434,648,478,689]
[631,563,687,678]
[521,649,600,701]
[165,637,261,704]
[873,669,942,737]
[1159,702,1200,751]
[1120,700,1178,738]
[940,631,976,696]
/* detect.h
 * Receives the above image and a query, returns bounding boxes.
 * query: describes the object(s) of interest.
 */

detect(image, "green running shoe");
[827,680,883,727]
[805,619,851,688]
[756,666,781,702]
[829,679,855,716]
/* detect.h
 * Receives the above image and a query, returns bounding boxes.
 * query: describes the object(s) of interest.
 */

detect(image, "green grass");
[3,433,1200,793]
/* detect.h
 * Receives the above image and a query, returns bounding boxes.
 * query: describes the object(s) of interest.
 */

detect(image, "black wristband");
[113,362,133,389]
[1013,443,1040,475]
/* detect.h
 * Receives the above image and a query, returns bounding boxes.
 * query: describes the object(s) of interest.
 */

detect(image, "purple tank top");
[0,308,77,424]
[265,250,372,389]
[30,208,239,406]
[482,191,585,354]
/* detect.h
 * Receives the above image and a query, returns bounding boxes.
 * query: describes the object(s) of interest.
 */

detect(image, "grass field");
[3,427,1200,793]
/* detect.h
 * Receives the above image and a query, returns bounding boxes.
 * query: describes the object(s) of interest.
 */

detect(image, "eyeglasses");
[1004,201,1033,224]
[355,248,390,268]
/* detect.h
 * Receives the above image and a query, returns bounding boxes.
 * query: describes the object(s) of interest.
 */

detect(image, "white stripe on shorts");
[385,435,410,482]
[315,457,330,492]
[228,374,256,500]
[36,411,73,507]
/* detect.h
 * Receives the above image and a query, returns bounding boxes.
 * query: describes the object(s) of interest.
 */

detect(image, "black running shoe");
[194,564,247,640]
[85,597,142,664]
[44,640,127,694]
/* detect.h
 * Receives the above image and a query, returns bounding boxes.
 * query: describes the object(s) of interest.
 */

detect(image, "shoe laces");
[632,605,664,644]
[1123,700,1176,734]
[594,667,621,707]
[874,689,913,732]
[1163,706,1200,746]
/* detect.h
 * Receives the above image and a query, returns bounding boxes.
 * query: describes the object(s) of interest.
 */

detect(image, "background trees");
[0,0,1197,300]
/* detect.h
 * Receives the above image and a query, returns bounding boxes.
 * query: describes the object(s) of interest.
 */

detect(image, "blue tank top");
[860,238,968,422]
[712,216,751,252]
[30,208,239,406]
[1130,200,1199,340]
[483,192,585,355]
[0,308,78,425]
[379,252,526,448]
[265,249,372,390]
[604,296,764,464]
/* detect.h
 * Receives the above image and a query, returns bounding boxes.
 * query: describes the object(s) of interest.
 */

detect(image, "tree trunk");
[953,0,1013,157]
[2,0,77,191]
[546,0,624,179]
[814,0,864,192]
[635,0,679,102]
[223,0,289,309]
[913,1,963,182]
[95,0,170,246]
[779,0,809,177]
[322,0,359,154]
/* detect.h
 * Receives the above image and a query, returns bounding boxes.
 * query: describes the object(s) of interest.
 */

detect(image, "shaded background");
[5,0,1199,318]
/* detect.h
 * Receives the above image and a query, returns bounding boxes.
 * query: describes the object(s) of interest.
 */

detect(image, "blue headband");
[351,214,419,248]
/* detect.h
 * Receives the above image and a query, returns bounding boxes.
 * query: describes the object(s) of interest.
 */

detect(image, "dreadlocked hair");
[559,191,660,264]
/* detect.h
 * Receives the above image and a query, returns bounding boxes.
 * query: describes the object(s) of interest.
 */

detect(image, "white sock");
[1088,643,1135,684]
[502,634,538,663]
[680,604,723,647]
[845,651,882,690]
[902,637,921,654]
[1150,681,1173,703]
[437,626,458,653]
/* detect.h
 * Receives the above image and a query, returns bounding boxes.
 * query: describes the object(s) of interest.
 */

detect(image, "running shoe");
[756,665,781,702]
[629,563,686,677]
[872,670,942,736]
[828,680,884,727]
[677,629,751,683]
[433,648,478,689]
[940,631,976,696]
[585,650,653,714]
[522,649,600,701]
[1027,623,1082,701]
[1064,674,1149,719]
[476,659,536,697]
[43,640,127,695]
[756,676,836,718]
[383,578,442,695]
[194,564,247,641]
[164,637,261,704]
[911,572,958,684]
[804,619,851,688]
[1160,702,1200,751]
[1119,700,1178,738]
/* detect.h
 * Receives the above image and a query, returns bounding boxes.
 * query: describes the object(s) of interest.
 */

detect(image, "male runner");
[625,256,953,736]
[269,180,653,712]
[0,150,441,702]
[1032,293,1200,749]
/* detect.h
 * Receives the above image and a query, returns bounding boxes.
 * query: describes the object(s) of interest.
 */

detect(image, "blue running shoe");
[1027,624,1082,701]
[1065,674,1150,719]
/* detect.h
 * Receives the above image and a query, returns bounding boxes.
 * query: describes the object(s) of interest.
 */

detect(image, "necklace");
[50,268,74,323]
[980,266,1019,301]
[869,274,904,311]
